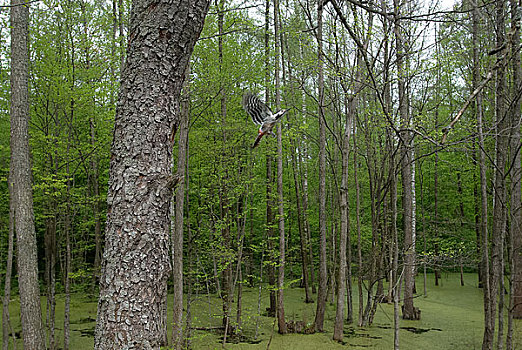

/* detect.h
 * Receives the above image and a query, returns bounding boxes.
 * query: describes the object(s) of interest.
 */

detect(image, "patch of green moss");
[1,273,520,349]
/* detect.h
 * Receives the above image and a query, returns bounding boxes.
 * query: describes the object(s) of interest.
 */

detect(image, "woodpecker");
[242,92,288,148]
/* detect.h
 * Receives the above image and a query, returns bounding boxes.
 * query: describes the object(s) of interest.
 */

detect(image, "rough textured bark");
[10,1,46,349]
[314,0,327,332]
[171,65,190,350]
[94,1,210,348]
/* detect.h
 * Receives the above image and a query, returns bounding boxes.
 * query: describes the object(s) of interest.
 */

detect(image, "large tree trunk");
[94,1,209,348]
[10,1,46,349]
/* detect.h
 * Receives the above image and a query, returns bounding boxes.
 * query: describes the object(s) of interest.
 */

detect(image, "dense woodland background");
[0,0,521,348]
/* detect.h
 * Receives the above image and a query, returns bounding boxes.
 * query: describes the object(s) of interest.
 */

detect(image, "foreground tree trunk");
[10,1,46,349]
[94,1,210,348]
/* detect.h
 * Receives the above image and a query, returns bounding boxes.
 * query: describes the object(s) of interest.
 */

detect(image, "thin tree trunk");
[301,150,316,294]
[508,0,522,325]
[255,245,265,340]
[353,121,364,327]
[394,0,418,320]
[274,0,286,333]
[183,148,193,349]
[264,0,277,318]
[391,162,400,350]
[433,27,441,287]
[471,1,492,348]
[314,0,327,332]
[171,64,190,350]
[333,98,352,342]
[216,1,233,340]
[64,152,72,350]
[285,38,312,305]
[10,1,46,348]
[292,145,312,302]
[44,213,56,350]
[491,2,508,349]
[118,0,125,67]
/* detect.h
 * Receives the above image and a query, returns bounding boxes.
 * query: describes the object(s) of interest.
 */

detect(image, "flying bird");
[242,93,288,148]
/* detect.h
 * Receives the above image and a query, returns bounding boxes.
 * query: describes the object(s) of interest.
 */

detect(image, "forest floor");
[2,273,521,349]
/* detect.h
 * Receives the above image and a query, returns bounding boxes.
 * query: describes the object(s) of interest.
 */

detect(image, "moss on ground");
[2,273,520,349]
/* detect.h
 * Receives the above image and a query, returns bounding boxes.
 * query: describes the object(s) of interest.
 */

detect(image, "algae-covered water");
[2,273,520,349]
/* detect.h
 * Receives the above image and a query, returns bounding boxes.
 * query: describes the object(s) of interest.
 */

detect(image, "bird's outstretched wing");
[242,93,272,125]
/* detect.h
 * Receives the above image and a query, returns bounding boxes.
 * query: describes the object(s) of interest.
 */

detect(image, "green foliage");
[0,0,517,347]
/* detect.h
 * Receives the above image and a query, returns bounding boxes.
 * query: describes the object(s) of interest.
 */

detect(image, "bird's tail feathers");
[252,132,265,148]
